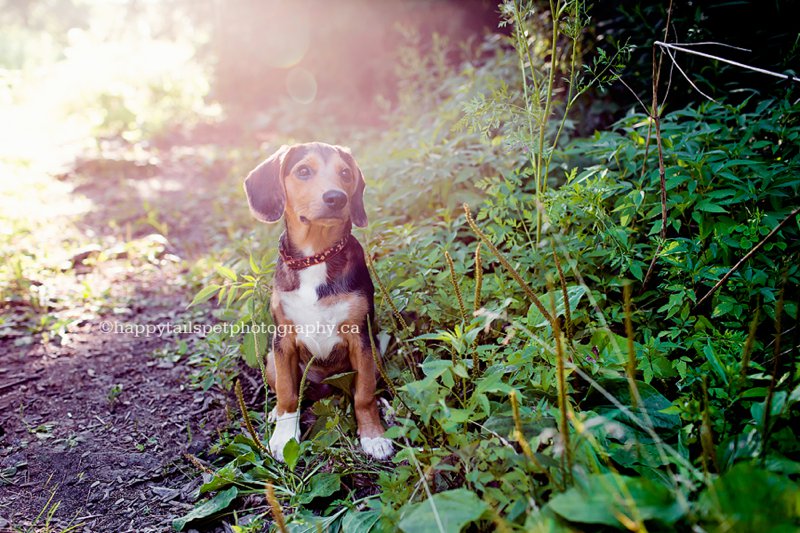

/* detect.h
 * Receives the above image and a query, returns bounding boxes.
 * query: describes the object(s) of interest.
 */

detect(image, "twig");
[762,270,787,465]
[367,318,411,416]
[638,116,654,182]
[700,376,719,473]
[533,0,563,243]
[668,41,751,52]
[641,0,673,291]
[740,306,760,381]
[404,442,446,533]
[463,204,555,328]
[234,379,267,452]
[694,206,800,309]
[366,253,408,331]
[472,241,483,380]
[641,119,667,289]
[444,250,467,322]
[473,241,483,315]
[550,277,572,484]
[655,41,800,83]
[660,22,679,105]
[266,483,288,533]
[623,284,643,411]
[509,389,556,487]
[663,47,718,103]
[616,76,650,115]
[366,251,419,379]
[552,245,572,342]
[184,453,214,475]
[0,376,38,393]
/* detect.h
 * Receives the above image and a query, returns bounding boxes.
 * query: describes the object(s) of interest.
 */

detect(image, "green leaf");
[593,378,681,435]
[219,440,256,459]
[398,488,488,533]
[629,260,644,281]
[172,486,238,531]
[225,285,238,309]
[475,366,511,394]
[322,371,357,396]
[526,285,588,328]
[189,285,221,307]
[698,463,800,531]
[286,509,344,533]
[242,329,268,368]
[296,473,341,505]
[342,510,381,533]
[283,438,300,472]
[751,391,788,428]
[548,474,684,527]
[215,264,238,281]
[695,199,728,213]
[199,462,237,494]
[789,383,800,405]
[248,253,260,274]
[703,340,729,385]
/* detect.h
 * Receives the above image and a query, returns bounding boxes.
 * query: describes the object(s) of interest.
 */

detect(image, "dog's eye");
[339,168,353,182]
[295,165,312,179]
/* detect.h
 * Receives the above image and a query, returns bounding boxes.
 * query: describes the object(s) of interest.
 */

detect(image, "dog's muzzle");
[322,189,348,211]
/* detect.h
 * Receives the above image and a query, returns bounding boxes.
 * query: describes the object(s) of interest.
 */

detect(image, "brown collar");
[278,232,350,270]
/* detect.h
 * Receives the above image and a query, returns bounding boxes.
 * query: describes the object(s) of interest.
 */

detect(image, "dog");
[243,142,393,461]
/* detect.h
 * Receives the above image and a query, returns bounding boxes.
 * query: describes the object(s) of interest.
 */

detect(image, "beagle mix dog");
[243,142,393,461]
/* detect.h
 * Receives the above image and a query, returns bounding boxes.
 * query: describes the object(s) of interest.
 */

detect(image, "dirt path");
[0,141,237,532]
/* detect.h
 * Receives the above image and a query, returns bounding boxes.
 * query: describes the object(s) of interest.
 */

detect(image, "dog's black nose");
[323,189,348,210]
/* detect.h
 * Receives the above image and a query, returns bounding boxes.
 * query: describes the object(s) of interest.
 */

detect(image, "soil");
[0,139,243,532]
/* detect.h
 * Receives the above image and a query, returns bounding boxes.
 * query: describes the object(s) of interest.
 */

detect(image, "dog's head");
[244,142,367,228]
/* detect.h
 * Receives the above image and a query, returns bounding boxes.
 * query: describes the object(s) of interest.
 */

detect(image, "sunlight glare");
[286,67,317,104]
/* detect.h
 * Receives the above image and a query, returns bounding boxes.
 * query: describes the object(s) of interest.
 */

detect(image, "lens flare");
[286,67,317,104]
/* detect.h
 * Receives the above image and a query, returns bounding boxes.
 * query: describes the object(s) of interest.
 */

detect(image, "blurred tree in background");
[190,0,500,124]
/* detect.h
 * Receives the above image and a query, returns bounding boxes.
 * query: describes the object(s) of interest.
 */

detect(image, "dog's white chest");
[279,263,350,359]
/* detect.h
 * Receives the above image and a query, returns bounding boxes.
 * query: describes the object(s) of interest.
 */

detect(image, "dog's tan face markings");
[284,149,357,227]
[244,142,367,230]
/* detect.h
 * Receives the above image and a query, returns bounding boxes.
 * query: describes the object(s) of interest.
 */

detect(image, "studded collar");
[278,232,350,270]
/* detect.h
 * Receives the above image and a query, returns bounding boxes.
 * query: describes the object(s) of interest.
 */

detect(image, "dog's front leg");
[268,337,300,462]
[349,336,394,460]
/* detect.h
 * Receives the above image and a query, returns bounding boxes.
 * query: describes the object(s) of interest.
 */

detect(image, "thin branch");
[660,23,679,104]
[641,2,673,290]
[694,206,800,309]
[663,47,718,103]
[0,375,38,393]
[616,76,650,115]
[653,3,674,93]
[638,118,654,184]
[655,41,800,83]
[533,0,563,243]
[669,41,751,52]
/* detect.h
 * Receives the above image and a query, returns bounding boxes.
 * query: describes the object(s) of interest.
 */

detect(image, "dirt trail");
[0,142,236,532]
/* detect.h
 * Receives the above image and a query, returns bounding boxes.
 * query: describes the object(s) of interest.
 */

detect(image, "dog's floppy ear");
[244,145,291,223]
[337,146,368,228]
[351,165,368,228]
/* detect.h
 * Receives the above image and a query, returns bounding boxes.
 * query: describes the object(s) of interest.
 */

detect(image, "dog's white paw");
[267,406,277,424]
[360,436,394,460]
[269,412,300,462]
